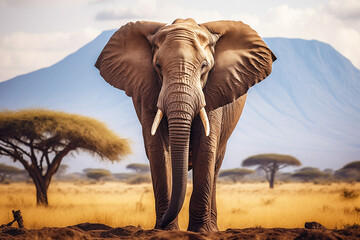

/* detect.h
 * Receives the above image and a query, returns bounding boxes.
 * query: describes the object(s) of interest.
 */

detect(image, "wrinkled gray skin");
[96,18,276,232]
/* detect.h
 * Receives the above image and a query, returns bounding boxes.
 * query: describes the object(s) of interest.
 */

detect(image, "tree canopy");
[242,153,301,188]
[0,163,23,174]
[0,109,131,204]
[291,167,328,181]
[0,163,24,182]
[86,169,111,181]
[242,154,301,167]
[219,168,254,183]
[342,161,360,170]
[55,164,69,176]
[296,167,320,172]
[0,109,131,162]
[83,168,112,173]
[335,161,360,181]
[126,163,150,173]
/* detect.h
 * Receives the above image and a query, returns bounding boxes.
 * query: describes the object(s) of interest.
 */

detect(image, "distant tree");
[291,167,327,182]
[276,172,293,182]
[126,163,150,173]
[343,161,360,170]
[296,167,319,172]
[335,161,360,181]
[47,164,69,180]
[85,169,111,181]
[323,168,334,175]
[83,168,99,173]
[113,172,137,181]
[219,168,255,183]
[55,164,69,176]
[0,109,130,205]
[242,154,301,189]
[0,163,23,183]
[127,174,152,184]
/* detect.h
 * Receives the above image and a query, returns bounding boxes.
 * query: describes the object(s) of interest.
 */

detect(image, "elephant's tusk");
[199,107,210,137]
[151,109,163,136]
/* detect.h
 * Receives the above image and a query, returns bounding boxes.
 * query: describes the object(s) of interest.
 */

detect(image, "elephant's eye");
[155,61,162,72]
[201,60,208,70]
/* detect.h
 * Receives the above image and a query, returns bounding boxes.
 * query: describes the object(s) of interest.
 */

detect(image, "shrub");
[127,174,152,185]
[340,189,359,200]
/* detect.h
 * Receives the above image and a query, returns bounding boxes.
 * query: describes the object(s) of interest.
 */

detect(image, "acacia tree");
[242,154,301,188]
[0,109,131,205]
[291,167,327,182]
[219,168,255,183]
[126,163,150,173]
[0,163,24,183]
[54,164,69,177]
[335,161,360,181]
[85,169,111,181]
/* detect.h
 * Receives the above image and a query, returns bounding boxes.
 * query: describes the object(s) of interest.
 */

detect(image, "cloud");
[96,8,138,20]
[327,0,360,20]
[0,0,48,7]
[233,3,360,69]
[0,0,99,8]
[1,28,100,51]
[95,0,222,23]
[96,0,158,20]
[0,28,100,81]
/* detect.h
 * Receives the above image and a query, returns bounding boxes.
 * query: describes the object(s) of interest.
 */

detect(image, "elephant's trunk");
[159,91,193,228]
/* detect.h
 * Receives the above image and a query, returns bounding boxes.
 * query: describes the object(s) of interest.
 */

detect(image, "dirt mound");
[1,223,359,240]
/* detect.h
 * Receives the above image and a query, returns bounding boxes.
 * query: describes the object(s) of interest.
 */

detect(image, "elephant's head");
[95,18,276,228]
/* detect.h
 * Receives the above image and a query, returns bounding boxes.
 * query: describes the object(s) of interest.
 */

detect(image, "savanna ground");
[1,181,360,239]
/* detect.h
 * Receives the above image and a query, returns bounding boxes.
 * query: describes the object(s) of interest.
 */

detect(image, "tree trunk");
[36,182,49,206]
[30,171,50,206]
[0,174,5,183]
[269,169,276,189]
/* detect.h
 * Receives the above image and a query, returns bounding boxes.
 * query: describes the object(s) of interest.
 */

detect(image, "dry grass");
[216,182,360,230]
[0,182,359,230]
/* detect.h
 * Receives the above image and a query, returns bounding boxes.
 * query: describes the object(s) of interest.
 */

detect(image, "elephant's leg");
[210,147,227,231]
[207,96,246,230]
[188,152,216,232]
[188,113,222,232]
[148,150,179,230]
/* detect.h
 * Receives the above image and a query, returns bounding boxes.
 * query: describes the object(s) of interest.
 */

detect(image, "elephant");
[95,18,276,232]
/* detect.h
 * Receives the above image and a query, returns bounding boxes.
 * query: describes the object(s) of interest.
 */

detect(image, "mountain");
[230,38,360,170]
[1,30,359,172]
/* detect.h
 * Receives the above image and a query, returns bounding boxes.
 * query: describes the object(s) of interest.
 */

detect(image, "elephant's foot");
[154,219,179,231]
[187,221,219,232]
[210,220,219,232]
[210,213,219,231]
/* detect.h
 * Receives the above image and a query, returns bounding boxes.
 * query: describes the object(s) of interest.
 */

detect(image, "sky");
[0,0,359,83]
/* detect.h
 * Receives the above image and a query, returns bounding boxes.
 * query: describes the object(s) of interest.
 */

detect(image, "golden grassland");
[0,181,359,230]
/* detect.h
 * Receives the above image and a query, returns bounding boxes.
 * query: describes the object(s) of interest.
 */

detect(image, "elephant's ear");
[201,21,276,110]
[95,21,166,109]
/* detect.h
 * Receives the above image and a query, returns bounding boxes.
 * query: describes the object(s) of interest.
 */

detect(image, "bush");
[127,174,152,185]
[219,168,255,183]
[86,169,112,181]
[335,161,360,182]
[340,189,359,200]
